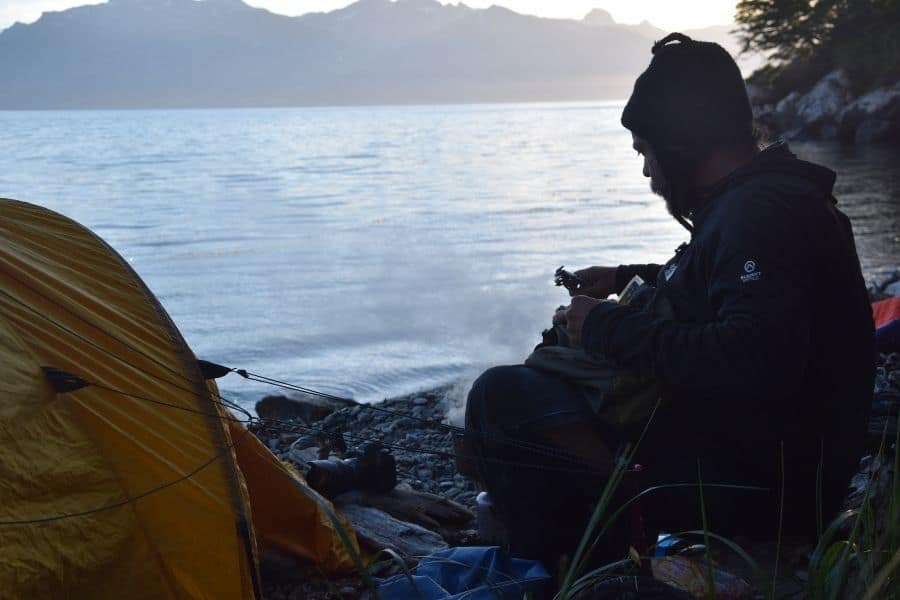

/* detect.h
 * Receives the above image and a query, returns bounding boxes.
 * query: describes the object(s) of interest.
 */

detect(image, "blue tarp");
[378,546,550,600]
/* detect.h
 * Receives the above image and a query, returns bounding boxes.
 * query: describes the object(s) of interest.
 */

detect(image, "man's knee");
[465,365,523,432]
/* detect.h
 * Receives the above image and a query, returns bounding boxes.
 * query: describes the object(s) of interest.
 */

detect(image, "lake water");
[1,103,898,410]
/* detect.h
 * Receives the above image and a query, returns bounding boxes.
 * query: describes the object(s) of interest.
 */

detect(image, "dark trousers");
[464,365,627,568]
[464,365,797,568]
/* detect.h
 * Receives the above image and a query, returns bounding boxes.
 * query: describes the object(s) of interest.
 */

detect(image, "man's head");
[622,33,754,218]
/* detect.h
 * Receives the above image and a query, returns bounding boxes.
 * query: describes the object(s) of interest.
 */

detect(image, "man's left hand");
[564,295,610,347]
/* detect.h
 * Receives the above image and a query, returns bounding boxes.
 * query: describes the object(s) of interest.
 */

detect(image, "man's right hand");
[570,266,618,298]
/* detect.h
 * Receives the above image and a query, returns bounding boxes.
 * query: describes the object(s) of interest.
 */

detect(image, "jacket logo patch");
[664,263,678,281]
[741,260,761,282]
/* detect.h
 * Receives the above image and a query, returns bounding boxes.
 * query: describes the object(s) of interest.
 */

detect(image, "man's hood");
[690,141,837,223]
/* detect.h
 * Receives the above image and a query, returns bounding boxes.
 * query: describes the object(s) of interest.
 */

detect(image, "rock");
[867,267,900,292]
[287,446,319,465]
[775,91,802,120]
[250,383,478,513]
[839,81,900,143]
[769,70,855,140]
[884,280,900,296]
[795,70,852,124]
[856,118,897,144]
[255,393,353,423]
[756,69,900,142]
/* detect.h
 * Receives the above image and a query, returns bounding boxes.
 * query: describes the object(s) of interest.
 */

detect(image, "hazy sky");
[0,0,738,33]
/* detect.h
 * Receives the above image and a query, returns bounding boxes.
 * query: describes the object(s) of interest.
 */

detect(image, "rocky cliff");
[751,70,900,144]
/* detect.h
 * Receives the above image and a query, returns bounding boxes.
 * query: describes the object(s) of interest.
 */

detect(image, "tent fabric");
[873,296,900,328]
[872,297,900,353]
[0,199,356,598]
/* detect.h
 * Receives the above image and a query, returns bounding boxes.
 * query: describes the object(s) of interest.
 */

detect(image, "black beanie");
[621,33,753,153]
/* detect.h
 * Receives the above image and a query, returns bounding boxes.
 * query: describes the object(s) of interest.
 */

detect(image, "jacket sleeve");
[582,193,814,398]
[615,264,663,291]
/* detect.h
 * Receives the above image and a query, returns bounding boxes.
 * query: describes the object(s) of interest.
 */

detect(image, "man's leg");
[463,365,625,568]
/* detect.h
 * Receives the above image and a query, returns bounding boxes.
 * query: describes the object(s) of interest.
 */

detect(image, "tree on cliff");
[735,0,900,94]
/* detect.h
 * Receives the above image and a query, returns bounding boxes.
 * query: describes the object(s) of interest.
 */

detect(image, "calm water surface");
[1,104,897,408]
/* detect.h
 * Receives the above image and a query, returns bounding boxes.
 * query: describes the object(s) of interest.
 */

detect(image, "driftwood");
[334,502,448,557]
[334,486,475,557]
[338,486,474,536]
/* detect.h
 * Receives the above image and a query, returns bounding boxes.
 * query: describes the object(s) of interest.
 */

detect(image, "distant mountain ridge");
[0,0,756,109]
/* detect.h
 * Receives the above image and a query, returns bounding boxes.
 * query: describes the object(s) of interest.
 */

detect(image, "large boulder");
[790,70,853,139]
[758,70,855,140]
[255,393,354,423]
[795,70,852,122]
[838,82,900,143]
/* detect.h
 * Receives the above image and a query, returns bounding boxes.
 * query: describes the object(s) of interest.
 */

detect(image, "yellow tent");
[0,199,358,598]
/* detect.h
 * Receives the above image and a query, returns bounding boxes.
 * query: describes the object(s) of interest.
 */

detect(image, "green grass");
[554,414,899,600]
[808,418,900,600]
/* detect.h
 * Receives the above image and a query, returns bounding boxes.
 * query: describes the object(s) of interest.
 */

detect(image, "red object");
[872,297,900,328]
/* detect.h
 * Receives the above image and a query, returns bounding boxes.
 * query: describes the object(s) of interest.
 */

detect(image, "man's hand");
[570,266,618,298]
[564,295,609,347]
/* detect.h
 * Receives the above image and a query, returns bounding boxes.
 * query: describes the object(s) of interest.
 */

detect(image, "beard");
[650,174,678,218]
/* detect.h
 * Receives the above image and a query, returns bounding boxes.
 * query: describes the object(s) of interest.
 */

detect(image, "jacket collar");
[685,141,837,231]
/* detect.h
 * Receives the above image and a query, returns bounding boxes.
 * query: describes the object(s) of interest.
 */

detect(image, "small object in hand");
[554,266,584,293]
[618,275,646,305]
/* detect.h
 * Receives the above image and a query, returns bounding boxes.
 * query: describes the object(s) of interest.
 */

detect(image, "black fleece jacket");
[581,143,875,529]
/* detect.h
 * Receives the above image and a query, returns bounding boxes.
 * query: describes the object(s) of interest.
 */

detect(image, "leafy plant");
[808,417,899,600]
[735,0,900,93]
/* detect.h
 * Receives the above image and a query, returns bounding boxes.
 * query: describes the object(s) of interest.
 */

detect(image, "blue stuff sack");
[378,546,550,600]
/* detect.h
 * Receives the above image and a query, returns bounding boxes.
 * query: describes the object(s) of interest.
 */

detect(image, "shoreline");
[254,265,900,511]
[253,384,479,511]
[253,267,900,598]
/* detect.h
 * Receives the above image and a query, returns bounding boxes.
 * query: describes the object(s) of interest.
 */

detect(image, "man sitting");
[463,34,875,569]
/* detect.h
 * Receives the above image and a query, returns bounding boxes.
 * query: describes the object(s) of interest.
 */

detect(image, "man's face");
[632,133,675,214]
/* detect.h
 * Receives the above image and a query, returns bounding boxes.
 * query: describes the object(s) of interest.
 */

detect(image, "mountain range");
[0,0,758,109]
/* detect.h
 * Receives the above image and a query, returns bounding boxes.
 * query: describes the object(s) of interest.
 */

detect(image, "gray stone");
[866,267,900,291]
[839,81,900,141]
[855,119,898,144]
[413,396,429,406]
[288,446,319,465]
[417,468,433,480]
[795,70,853,124]
[255,393,352,423]
[885,280,900,297]
[775,91,802,119]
